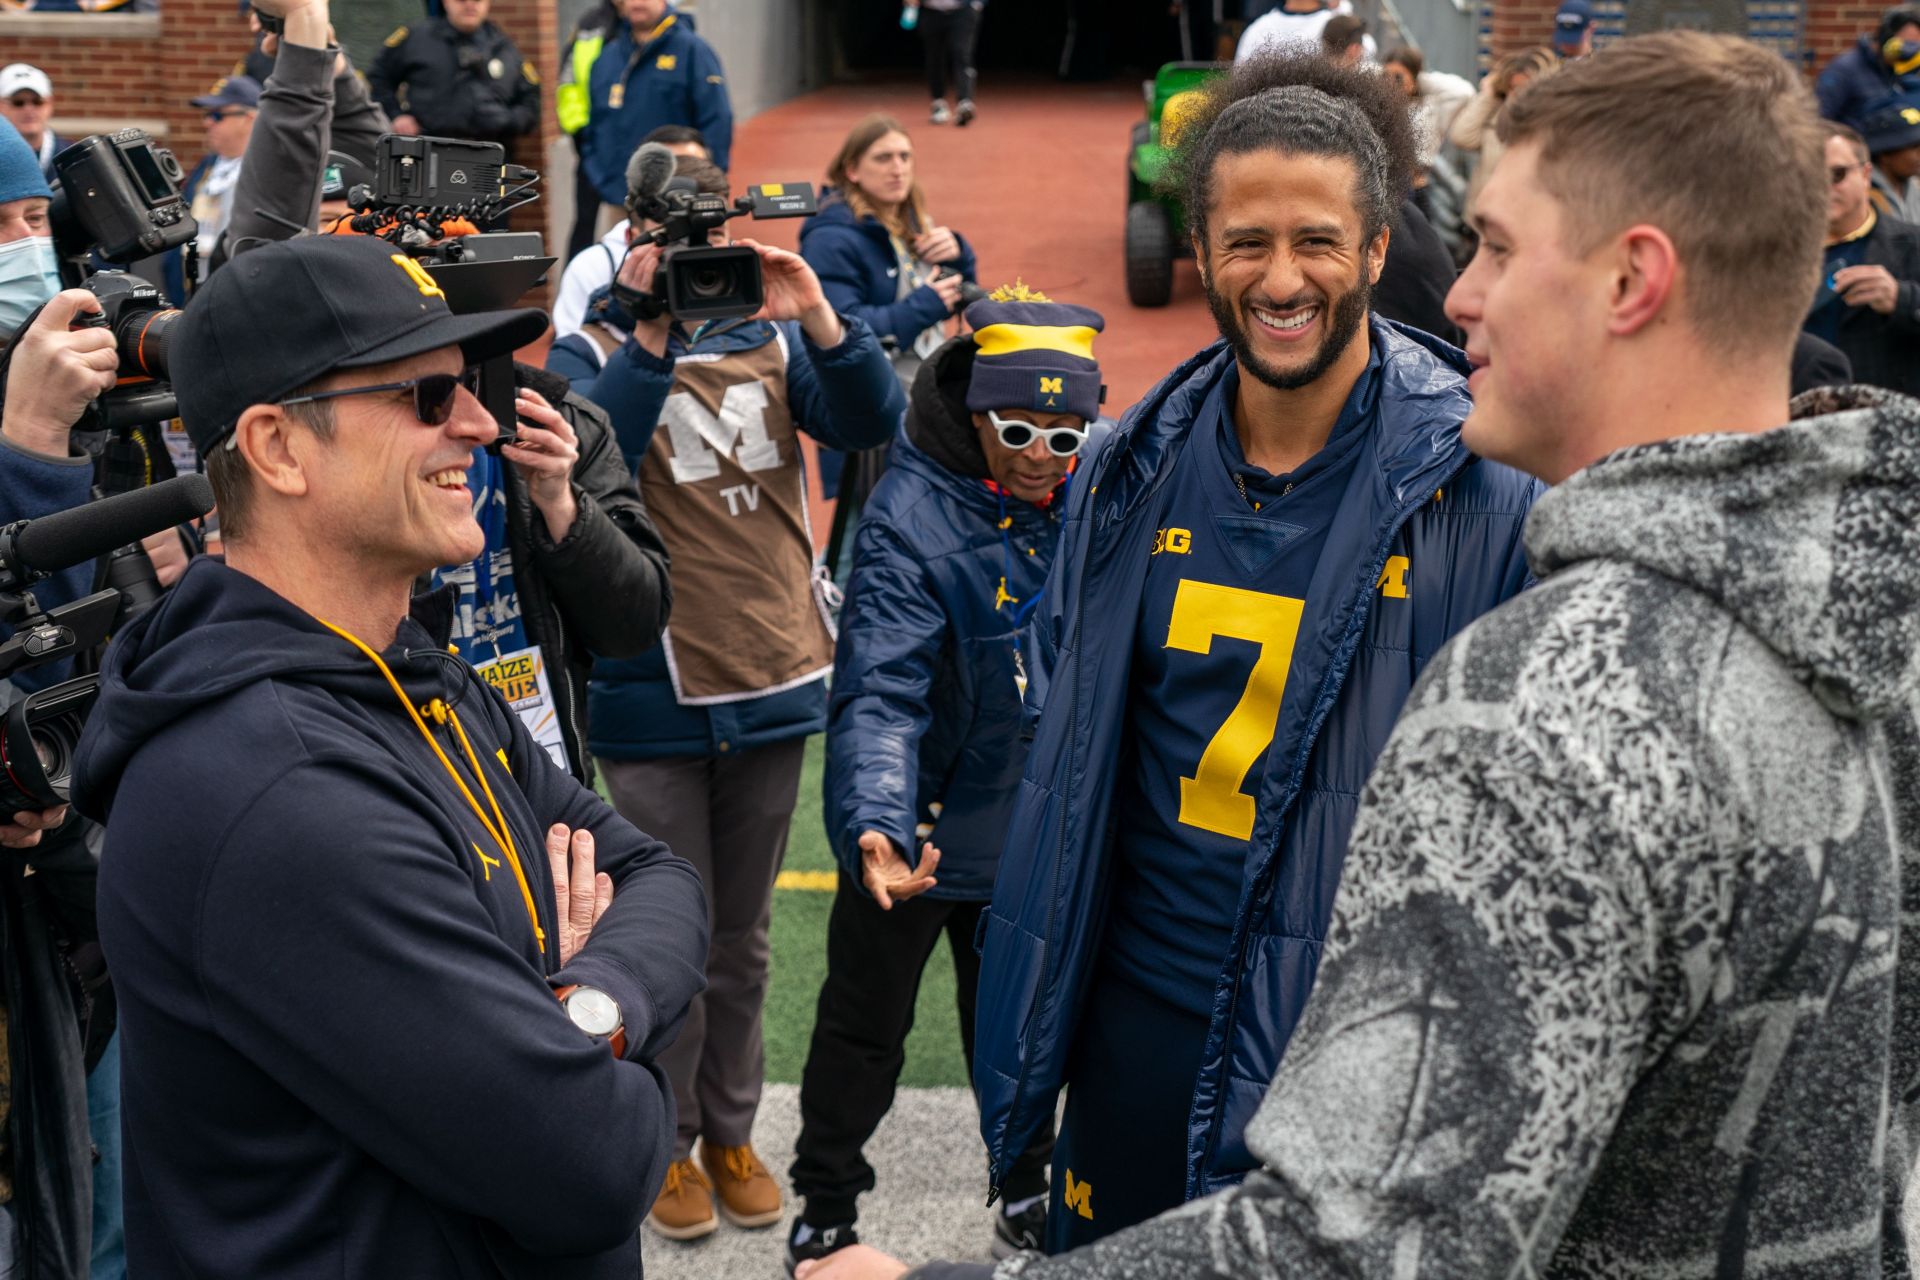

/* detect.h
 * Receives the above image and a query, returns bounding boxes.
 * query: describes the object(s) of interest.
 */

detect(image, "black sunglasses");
[278,369,479,426]
[1830,163,1858,185]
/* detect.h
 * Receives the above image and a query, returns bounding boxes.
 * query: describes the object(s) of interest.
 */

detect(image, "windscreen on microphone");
[11,474,215,579]
[624,142,680,209]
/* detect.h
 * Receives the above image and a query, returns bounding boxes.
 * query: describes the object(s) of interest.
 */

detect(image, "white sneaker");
[930,100,953,125]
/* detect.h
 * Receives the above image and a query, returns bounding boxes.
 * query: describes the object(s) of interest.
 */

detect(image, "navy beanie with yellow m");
[963,296,1106,424]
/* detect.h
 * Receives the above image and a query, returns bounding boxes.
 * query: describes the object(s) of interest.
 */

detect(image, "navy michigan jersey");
[1104,356,1384,1014]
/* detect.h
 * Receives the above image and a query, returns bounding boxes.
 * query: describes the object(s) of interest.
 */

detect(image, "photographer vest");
[640,330,835,705]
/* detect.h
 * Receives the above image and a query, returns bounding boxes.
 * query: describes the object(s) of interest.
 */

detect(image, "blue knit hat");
[963,297,1106,424]
[0,119,50,206]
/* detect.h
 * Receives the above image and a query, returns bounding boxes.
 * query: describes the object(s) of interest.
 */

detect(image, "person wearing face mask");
[785,289,1099,1275]
[1817,6,1920,133]
[0,117,142,1280]
[0,129,58,340]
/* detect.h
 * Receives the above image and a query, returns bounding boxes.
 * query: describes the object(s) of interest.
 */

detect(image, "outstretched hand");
[794,1245,911,1279]
[858,830,940,910]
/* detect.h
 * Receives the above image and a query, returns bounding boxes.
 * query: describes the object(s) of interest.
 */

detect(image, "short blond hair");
[1497,31,1826,359]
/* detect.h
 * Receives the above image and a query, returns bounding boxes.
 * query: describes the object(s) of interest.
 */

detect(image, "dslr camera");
[45,129,197,432]
[617,181,818,324]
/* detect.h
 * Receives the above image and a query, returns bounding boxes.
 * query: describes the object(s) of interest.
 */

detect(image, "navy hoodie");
[70,558,708,1279]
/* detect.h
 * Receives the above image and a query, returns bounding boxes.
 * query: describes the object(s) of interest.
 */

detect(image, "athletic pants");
[1045,970,1209,1254]
[598,737,806,1158]
[920,5,980,104]
[791,871,1053,1224]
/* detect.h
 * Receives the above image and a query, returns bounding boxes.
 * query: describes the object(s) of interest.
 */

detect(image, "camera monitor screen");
[122,142,175,207]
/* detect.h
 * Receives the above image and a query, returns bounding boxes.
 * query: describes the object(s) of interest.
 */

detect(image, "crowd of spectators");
[0,4,1915,1280]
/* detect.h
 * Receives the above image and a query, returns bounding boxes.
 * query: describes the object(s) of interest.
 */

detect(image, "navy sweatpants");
[1044,972,1210,1254]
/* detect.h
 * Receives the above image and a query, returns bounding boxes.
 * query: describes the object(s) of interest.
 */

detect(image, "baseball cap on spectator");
[1864,93,1920,155]
[0,65,51,102]
[1553,0,1594,51]
[172,235,547,453]
[190,75,262,113]
[0,120,51,204]
[963,297,1106,424]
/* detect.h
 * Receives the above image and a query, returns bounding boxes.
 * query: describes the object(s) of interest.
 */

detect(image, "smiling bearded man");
[963,52,1542,1253]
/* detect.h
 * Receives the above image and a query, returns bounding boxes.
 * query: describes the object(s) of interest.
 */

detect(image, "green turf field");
[762,735,970,1088]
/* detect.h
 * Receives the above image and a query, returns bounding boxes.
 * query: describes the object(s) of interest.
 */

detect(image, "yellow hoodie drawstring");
[318,619,547,954]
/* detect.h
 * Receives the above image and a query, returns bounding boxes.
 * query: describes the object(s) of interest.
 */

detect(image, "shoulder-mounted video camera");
[348,134,553,452]
[616,181,818,324]
[0,476,213,813]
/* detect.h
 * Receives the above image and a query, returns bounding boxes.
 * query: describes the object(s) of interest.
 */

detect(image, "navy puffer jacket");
[823,336,1098,900]
[972,318,1543,1202]
[798,195,978,351]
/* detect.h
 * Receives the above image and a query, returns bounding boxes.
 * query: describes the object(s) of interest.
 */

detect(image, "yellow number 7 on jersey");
[1167,580,1306,841]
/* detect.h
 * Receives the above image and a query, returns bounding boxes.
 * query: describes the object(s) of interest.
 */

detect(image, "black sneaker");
[785,1220,857,1276]
[955,98,976,127]
[991,1198,1045,1258]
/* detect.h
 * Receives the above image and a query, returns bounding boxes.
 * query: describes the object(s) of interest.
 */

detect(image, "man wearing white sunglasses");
[786,287,1105,1274]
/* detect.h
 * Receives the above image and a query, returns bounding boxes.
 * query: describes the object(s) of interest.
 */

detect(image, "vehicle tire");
[1128,121,1151,204]
[1125,200,1175,307]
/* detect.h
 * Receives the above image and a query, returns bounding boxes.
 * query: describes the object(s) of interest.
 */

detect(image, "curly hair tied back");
[1166,53,1419,248]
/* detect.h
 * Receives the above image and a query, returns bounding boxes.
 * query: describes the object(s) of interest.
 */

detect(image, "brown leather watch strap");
[553,984,627,1059]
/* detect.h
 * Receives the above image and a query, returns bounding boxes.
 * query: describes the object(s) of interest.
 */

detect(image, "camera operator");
[546,155,903,1241]
[0,133,130,1279]
[424,362,673,785]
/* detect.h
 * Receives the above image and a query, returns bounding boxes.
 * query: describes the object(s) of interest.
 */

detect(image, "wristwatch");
[554,984,627,1059]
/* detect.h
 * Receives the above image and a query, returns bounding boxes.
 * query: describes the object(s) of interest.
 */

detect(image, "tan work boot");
[699,1141,784,1229]
[646,1157,719,1241]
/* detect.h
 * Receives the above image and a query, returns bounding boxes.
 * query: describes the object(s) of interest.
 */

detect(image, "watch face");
[566,987,622,1037]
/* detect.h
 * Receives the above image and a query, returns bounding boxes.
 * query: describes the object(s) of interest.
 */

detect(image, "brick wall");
[0,1,567,301]
[1483,0,1879,75]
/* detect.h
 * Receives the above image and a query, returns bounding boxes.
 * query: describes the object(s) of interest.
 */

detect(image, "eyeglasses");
[988,409,1087,457]
[1831,163,1859,186]
[6,97,42,110]
[278,369,478,425]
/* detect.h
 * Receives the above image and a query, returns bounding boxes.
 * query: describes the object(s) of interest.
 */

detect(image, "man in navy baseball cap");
[1553,0,1595,57]
[73,231,706,1279]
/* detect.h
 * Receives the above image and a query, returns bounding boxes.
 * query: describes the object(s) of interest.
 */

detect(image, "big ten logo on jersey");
[1152,527,1192,556]
[660,382,783,515]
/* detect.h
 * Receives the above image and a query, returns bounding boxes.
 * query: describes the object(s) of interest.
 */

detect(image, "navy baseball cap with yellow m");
[962,296,1106,424]
[172,235,547,454]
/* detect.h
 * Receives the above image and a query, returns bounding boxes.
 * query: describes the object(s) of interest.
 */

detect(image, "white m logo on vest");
[661,383,783,484]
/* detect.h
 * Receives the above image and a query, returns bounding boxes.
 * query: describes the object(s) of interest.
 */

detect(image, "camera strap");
[317,618,547,957]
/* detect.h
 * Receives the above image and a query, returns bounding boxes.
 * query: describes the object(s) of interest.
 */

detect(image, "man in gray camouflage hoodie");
[801,29,1920,1280]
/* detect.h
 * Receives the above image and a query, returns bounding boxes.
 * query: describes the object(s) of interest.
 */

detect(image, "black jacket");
[1813,214,1920,398]
[368,17,540,142]
[1373,197,1462,347]
[1791,331,1853,396]
[486,363,671,786]
[71,558,708,1280]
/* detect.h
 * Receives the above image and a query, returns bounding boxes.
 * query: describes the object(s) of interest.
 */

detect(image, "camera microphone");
[624,143,680,211]
[1,475,214,590]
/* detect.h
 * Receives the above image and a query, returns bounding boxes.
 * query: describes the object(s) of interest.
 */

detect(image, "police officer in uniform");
[368,0,539,145]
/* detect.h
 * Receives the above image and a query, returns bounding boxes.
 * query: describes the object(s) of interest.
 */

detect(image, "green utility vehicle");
[1125,61,1226,307]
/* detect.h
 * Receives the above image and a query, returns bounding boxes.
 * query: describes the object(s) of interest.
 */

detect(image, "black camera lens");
[0,677,98,814]
[686,266,733,299]
[115,305,182,381]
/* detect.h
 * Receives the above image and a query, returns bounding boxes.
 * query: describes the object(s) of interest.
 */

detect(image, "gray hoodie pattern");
[911,386,1920,1280]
